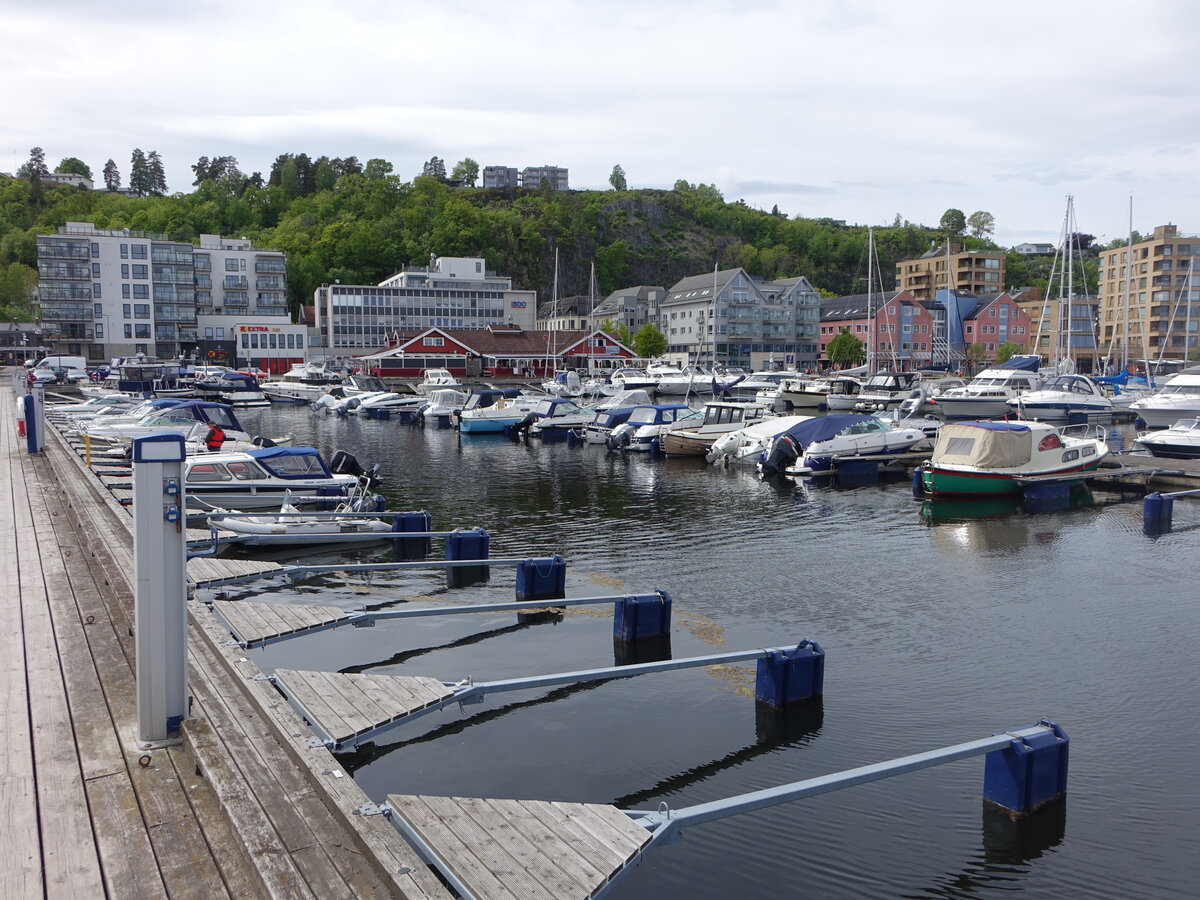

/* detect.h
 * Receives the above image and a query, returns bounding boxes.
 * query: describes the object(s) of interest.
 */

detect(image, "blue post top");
[132,433,187,463]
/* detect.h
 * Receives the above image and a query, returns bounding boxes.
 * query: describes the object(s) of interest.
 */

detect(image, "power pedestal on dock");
[132,433,189,748]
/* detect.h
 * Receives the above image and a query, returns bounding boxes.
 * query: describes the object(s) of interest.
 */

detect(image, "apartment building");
[819,290,936,371]
[36,222,296,367]
[1096,224,1200,362]
[313,256,537,352]
[895,242,1005,301]
[659,268,821,370]
[482,166,518,189]
[1015,293,1100,372]
[520,166,568,190]
[590,285,665,333]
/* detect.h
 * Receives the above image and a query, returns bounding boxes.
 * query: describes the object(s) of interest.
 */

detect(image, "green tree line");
[2,155,1017,322]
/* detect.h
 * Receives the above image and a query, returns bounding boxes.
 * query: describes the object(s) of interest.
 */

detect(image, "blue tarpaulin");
[780,414,873,446]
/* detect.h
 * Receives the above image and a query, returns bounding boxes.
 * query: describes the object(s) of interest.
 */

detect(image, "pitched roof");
[537,294,595,319]
[663,268,744,303]
[366,327,632,358]
[821,291,906,322]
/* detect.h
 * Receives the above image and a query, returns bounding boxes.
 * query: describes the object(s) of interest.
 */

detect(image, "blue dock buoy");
[982,719,1069,817]
[514,555,567,602]
[391,510,432,533]
[613,591,673,641]
[1143,492,1174,534]
[912,466,926,498]
[445,528,490,561]
[754,640,824,707]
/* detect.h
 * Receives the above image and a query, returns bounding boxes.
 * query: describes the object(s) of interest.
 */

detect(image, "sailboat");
[1012,196,1112,421]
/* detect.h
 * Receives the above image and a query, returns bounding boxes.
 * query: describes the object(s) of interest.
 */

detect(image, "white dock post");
[132,433,189,747]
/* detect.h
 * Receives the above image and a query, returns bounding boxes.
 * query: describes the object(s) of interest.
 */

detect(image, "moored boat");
[936,356,1043,419]
[1134,418,1200,459]
[660,399,774,457]
[1007,374,1113,421]
[920,420,1109,496]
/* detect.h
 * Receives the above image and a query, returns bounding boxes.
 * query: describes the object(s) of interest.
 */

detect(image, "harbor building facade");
[819,290,937,371]
[895,243,1005,301]
[659,268,821,370]
[590,285,665,334]
[1096,224,1200,362]
[312,256,537,353]
[36,222,299,368]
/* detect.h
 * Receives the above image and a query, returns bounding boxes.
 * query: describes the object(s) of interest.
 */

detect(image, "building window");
[121,264,129,278]
[124,324,132,339]
[122,285,130,299]
[424,336,444,347]
[92,263,100,277]
[133,285,149,300]
[204,327,214,339]
[95,324,103,339]
[131,244,147,259]
[93,283,101,298]
[94,303,103,318]
[134,304,150,318]
[132,264,147,279]
[120,243,128,259]
[216,327,224,339]
[135,325,151,339]
[225,258,239,272]
[90,242,100,258]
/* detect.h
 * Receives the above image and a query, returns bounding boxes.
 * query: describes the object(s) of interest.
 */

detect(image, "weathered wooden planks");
[387,795,653,900]
[213,600,348,646]
[273,670,455,745]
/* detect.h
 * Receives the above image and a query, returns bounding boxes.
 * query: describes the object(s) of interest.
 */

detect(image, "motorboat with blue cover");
[190,370,270,407]
[759,413,927,475]
[80,400,251,443]
[604,404,702,451]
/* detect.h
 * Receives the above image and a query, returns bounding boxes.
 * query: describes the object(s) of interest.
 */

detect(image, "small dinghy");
[208,486,391,547]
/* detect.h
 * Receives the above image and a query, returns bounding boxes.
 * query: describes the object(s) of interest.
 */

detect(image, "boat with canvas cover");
[920,420,1109,496]
[759,413,927,475]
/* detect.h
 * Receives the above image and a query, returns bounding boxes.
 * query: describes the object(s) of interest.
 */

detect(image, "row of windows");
[240,333,302,349]
[330,289,506,301]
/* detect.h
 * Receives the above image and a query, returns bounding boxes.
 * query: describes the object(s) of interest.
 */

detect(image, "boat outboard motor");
[329,450,365,479]
[606,425,633,451]
[250,435,278,448]
[761,434,801,476]
[508,412,537,439]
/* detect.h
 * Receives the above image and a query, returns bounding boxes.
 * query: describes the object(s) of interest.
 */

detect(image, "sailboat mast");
[1122,197,1132,373]
[712,262,718,369]
[867,227,875,373]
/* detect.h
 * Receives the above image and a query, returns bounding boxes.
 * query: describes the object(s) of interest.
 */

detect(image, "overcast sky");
[5,0,1199,249]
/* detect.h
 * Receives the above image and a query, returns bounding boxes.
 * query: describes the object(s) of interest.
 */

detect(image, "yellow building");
[1097,224,1199,363]
[895,243,1005,301]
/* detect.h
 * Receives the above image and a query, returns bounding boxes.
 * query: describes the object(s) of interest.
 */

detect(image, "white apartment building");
[36,222,299,368]
[659,268,821,369]
[313,256,537,352]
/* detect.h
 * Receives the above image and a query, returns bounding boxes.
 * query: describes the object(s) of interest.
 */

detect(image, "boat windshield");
[704,406,745,425]
[628,407,668,425]
[259,452,333,479]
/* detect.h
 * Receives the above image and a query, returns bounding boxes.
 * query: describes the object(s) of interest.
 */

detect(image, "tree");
[1067,232,1096,251]
[826,328,865,368]
[363,158,393,180]
[147,151,167,194]
[608,164,627,191]
[103,158,120,191]
[450,158,479,187]
[616,323,634,348]
[55,157,92,179]
[421,156,447,181]
[16,147,50,180]
[632,323,666,359]
[314,157,336,192]
[996,341,1024,363]
[129,148,150,195]
[965,342,987,373]
[967,210,995,239]
[939,208,966,237]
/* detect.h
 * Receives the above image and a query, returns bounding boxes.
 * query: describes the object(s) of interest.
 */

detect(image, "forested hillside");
[0,166,1012,321]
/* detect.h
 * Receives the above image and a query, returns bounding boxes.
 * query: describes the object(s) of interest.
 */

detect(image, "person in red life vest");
[205,423,226,452]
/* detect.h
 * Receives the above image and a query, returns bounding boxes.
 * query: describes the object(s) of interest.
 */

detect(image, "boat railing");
[1061,422,1107,442]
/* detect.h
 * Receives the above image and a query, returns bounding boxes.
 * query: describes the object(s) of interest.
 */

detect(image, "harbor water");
[217,406,1199,898]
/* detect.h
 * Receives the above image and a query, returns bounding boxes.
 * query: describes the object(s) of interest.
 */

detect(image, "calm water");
[215,405,1200,899]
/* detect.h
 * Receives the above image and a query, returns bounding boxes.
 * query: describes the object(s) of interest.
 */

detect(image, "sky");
[5,0,1200,249]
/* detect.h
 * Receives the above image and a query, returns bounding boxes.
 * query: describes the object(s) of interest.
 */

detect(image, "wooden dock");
[5,382,451,899]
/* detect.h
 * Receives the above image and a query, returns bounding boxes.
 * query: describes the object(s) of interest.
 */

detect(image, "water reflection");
[908,802,1067,899]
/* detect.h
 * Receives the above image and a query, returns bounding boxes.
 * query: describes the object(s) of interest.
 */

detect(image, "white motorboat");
[183,447,377,511]
[853,371,923,411]
[1129,370,1200,428]
[1008,374,1114,421]
[519,390,654,438]
[604,404,702,452]
[1134,418,1200,458]
[608,368,657,392]
[415,368,463,395]
[778,376,831,410]
[759,414,928,475]
[458,390,540,433]
[660,400,775,457]
[81,360,191,400]
[823,375,866,411]
[190,370,270,407]
[728,371,793,401]
[653,365,716,396]
[259,364,343,404]
[421,388,469,426]
[542,370,583,397]
[935,357,1043,419]
[46,393,141,418]
[206,483,391,546]
[706,415,815,465]
[80,400,252,444]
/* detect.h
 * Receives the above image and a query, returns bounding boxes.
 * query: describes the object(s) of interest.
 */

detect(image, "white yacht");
[1007,374,1114,421]
[660,400,775,457]
[1135,418,1200,458]
[936,357,1043,419]
[415,368,463,395]
[259,364,343,404]
[1129,370,1200,428]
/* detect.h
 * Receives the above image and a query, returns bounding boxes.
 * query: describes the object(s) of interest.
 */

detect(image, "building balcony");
[39,285,93,301]
[255,260,286,274]
[38,263,91,281]
[222,296,250,308]
[256,277,284,290]
[37,240,90,260]
[224,276,249,290]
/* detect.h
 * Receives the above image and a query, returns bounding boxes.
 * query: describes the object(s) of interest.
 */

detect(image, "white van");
[35,355,88,373]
